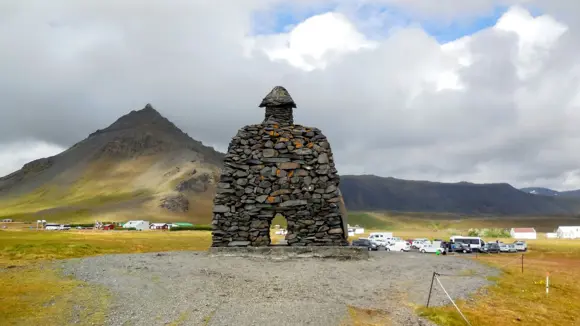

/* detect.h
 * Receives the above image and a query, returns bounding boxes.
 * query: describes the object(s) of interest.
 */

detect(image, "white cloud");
[251,12,377,71]
[1,1,580,191]
[0,141,65,177]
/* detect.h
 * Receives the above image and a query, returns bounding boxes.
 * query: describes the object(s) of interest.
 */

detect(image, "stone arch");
[211,86,348,247]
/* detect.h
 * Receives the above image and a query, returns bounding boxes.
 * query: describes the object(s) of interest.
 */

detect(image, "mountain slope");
[520,187,580,198]
[341,175,580,215]
[0,104,224,223]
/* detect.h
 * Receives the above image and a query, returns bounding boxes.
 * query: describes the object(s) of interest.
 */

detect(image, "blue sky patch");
[251,3,538,43]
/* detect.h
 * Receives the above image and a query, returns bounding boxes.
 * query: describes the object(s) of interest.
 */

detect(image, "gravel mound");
[60,251,498,326]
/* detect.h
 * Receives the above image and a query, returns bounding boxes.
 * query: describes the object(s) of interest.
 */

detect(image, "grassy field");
[345,228,580,326]
[2,217,580,326]
[0,229,212,325]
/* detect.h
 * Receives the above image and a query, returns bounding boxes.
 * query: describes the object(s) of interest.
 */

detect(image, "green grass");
[0,229,212,325]
[0,230,212,267]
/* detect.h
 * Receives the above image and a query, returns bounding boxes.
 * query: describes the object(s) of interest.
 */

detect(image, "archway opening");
[269,213,292,246]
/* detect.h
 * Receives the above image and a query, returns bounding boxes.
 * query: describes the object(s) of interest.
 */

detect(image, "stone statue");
[211,86,349,247]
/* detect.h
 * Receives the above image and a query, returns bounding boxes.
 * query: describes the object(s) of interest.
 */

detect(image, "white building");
[150,223,168,230]
[510,227,537,240]
[556,226,580,239]
[45,223,61,230]
[546,233,557,239]
[348,228,355,237]
[123,220,150,231]
[354,226,365,234]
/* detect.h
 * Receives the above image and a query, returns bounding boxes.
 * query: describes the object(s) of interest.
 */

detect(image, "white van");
[450,236,485,252]
[368,232,393,246]
[387,240,411,252]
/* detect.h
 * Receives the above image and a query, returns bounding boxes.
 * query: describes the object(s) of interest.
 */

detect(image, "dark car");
[450,243,472,253]
[351,239,378,251]
[482,242,500,253]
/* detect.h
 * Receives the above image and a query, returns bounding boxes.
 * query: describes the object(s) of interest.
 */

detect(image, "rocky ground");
[60,251,498,326]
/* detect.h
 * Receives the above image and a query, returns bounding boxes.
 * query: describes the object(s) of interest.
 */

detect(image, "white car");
[386,241,411,252]
[368,233,391,246]
[513,241,527,251]
[412,239,430,249]
[420,244,442,254]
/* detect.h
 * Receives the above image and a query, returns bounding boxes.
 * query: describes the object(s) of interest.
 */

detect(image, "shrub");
[466,228,511,238]
[169,225,212,231]
[69,223,95,228]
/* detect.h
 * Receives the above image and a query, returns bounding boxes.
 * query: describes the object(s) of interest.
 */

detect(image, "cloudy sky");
[2,0,580,190]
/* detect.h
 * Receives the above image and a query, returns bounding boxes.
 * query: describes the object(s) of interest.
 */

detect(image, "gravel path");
[60,251,498,326]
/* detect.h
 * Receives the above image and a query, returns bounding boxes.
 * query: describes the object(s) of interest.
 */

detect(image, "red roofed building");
[510,227,536,239]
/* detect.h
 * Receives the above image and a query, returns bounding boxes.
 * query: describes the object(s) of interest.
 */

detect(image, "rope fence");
[425,254,530,325]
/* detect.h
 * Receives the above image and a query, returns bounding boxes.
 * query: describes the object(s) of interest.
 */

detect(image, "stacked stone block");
[211,86,348,247]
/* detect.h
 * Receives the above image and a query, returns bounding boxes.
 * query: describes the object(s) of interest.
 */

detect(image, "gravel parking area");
[60,251,498,326]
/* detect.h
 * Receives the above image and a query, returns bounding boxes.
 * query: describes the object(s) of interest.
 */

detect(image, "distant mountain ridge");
[520,187,580,197]
[340,175,580,215]
[2,105,580,222]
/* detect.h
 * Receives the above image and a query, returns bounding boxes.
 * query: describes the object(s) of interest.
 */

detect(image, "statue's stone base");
[208,246,369,260]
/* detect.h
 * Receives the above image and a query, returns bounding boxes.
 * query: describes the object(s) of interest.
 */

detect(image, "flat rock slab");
[60,251,499,326]
[208,246,369,260]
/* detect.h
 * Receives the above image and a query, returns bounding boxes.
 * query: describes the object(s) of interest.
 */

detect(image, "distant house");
[354,226,365,234]
[123,220,150,231]
[556,226,580,239]
[274,229,287,235]
[546,232,557,239]
[170,222,194,229]
[348,228,355,237]
[150,223,169,230]
[1,218,13,223]
[510,228,537,240]
[103,224,115,230]
[45,223,62,230]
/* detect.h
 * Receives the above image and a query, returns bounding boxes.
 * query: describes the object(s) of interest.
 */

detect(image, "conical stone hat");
[259,86,297,108]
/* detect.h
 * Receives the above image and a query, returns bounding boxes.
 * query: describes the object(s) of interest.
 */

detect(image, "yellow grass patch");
[341,306,392,326]
[0,230,212,325]
[417,240,580,326]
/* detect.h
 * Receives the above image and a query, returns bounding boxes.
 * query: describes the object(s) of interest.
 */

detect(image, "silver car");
[507,244,518,253]
[513,241,528,251]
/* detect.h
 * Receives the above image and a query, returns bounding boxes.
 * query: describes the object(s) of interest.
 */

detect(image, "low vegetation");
[418,239,580,326]
[0,229,212,325]
[467,227,511,238]
[2,212,580,326]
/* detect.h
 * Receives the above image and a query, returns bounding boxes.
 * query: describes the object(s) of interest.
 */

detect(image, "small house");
[103,224,115,230]
[354,226,365,234]
[150,223,169,230]
[556,226,580,239]
[274,229,287,235]
[45,223,61,230]
[348,228,355,237]
[123,220,150,231]
[546,232,557,239]
[1,218,13,223]
[510,227,537,240]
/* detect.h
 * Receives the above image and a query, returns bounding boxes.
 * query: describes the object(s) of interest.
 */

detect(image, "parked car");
[499,243,510,252]
[513,241,528,252]
[411,240,424,249]
[351,239,378,251]
[481,242,501,253]
[450,243,472,253]
[368,233,391,247]
[386,241,411,252]
[507,244,518,253]
[420,244,442,254]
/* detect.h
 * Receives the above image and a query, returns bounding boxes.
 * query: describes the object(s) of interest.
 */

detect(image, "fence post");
[426,272,437,308]
[546,272,550,295]
[521,254,524,273]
